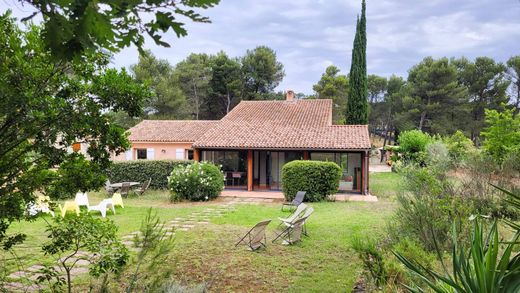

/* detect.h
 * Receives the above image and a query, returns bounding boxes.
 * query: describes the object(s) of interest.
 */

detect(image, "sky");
[2,0,520,94]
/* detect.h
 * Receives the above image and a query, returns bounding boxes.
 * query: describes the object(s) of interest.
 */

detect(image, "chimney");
[286,90,295,102]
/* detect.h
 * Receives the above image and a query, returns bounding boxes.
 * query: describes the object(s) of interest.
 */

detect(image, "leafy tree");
[12,0,220,60]
[41,213,129,293]
[206,51,242,119]
[481,108,520,164]
[405,57,467,135]
[0,13,150,249]
[367,74,387,103]
[241,46,285,100]
[173,53,212,119]
[383,75,406,145]
[507,56,520,114]
[346,0,368,124]
[454,57,510,143]
[367,74,388,134]
[131,51,190,120]
[313,65,349,124]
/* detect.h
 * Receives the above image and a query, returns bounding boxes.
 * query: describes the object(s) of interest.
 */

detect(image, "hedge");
[107,160,192,189]
[282,160,342,202]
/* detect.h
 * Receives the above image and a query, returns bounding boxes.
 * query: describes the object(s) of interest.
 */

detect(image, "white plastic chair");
[75,192,90,208]
[88,199,116,218]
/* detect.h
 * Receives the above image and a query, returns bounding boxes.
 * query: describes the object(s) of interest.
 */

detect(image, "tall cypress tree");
[346,0,368,124]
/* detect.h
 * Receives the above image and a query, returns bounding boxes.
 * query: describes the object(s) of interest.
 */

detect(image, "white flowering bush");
[168,162,224,201]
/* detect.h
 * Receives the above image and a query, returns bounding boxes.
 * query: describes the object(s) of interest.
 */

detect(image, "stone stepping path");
[4,199,245,291]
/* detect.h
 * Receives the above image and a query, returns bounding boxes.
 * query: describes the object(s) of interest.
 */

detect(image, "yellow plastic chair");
[111,193,124,209]
[59,201,80,217]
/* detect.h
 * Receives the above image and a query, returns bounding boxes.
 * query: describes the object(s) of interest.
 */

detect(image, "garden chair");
[88,199,116,218]
[134,178,151,196]
[59,201,80,217]
[120,182,131,198]
[272,216,307,245]
[27,195,55,217]
[277,203,307,229]
[74,192,90,208]
[111,193,124,208]
[281,191,306,211]
[105,180,115,195]
[235,220,272,251]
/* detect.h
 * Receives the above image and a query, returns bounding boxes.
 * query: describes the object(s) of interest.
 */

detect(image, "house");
[117,91,371,194]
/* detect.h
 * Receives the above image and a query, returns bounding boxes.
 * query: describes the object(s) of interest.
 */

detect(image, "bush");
[398,130,432,165]
[425,141,450,171]
[168,162,224,201]
[108,160,192,189]
[443,130,475,164]
[282,160,342,202]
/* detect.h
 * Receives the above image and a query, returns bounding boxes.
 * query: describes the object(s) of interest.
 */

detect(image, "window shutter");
[147,148,155,160]
[175,149,184,159]
[125,150,132,161]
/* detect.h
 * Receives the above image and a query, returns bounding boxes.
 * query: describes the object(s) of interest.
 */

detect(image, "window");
[136,149,147,160]
[187,150,194,160]
[175,148,184,159]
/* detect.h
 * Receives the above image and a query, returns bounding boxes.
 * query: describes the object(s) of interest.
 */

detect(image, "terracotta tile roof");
[192,99,370,150]
[128,120,217,142]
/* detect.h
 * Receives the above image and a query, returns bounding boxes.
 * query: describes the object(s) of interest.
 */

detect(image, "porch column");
[303,150,310,160]
[247,150,253,191]
[362,151,369,195]
[193,149,200,162]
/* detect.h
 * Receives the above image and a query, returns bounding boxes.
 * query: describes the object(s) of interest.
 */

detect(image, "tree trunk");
[192,80,199,120]
[226,91,231,114]
[418,111,426,131]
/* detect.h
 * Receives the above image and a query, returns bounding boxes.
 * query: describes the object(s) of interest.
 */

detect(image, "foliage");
[207,51,243,118]
[397,130,432,164]
[41,213,129,293]
[131,51,190,120]
[481,108,520,164]
[351,236,387,287]
[173,53,213,119]
[0,13,150,250]
[313,65,349,124]
[47,154,107,199]
[395,215,520,292]
[507,56,520,112]
[443,130,475,164]
[168,162,224,201]
[281,160,342,202]
[454,57,510,142]
[346,0,368,125]
[16,0,220,60]
[241,46,285,100]
[124,209,176,293]
[108,160,192,190]
[425,141,450,172]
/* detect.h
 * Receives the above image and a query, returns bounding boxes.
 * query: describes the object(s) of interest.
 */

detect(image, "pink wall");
[112,142,194,161]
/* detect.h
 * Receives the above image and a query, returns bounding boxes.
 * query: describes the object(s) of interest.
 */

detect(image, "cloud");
[1,0,519,94]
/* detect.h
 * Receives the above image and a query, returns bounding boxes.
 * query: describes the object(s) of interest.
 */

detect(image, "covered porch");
[194,148,370,195]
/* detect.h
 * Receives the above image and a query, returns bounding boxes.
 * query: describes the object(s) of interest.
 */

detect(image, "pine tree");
[346,0,368,124]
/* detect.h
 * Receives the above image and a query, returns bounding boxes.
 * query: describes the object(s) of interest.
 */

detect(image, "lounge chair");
[274,206,314,242]
[74,192,90,208]
[59,201,80,217]
[111,193,124,208]
[88,199,116,218]
[105,180,115,195]
[272,216,307,245]
[134,178,151,196]
[277,203,307,228]
[235,220,272,251]
[282,191,306,211]
[120,182,131,198]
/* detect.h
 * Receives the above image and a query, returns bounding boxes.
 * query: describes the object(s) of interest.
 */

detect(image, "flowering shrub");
[168,162,224,201]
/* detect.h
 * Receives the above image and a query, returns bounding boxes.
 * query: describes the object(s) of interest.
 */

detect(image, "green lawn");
[370,171,404,199]
[1,172,400,292]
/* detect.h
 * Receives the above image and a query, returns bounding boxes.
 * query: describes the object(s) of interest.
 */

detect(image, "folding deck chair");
[235,220,272,251]
[272,216,307,245]
[134,178,151,196]
[281,191,306,211]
